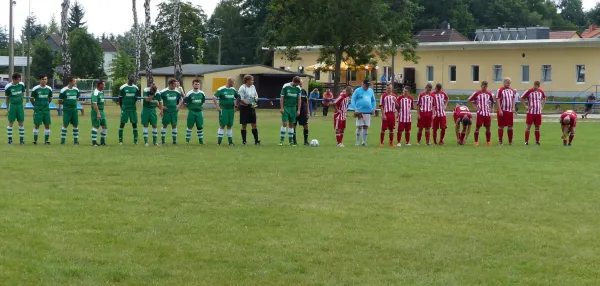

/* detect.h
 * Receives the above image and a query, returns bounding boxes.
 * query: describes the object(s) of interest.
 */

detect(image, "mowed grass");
[1,104,600,285]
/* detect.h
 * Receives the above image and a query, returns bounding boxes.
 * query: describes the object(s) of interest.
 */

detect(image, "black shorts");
[297,115,308,126]
[585,105,593,112]
[239,105,257,124]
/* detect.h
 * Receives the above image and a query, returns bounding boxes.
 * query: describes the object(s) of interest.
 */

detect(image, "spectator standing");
[309,89,320,116]
[584,93,596,119]
[322,89,333,116]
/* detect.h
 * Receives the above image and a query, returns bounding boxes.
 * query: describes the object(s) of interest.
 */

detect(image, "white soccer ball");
[310,139,319,147]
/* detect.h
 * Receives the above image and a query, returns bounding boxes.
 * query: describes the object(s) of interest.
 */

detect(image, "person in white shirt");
[237,74,261,145]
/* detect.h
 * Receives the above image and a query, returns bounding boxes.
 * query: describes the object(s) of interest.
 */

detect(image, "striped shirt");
[418,92,433,113]
[469,90,494,116]
[432,91,448,117]
[397,95,414,122]
[380,93,397,114]
[334,93,350,120]
[497,87,517,112]
[521,88,546,115]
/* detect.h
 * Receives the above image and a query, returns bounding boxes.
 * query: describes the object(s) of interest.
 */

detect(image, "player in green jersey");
[58,77,81,145]
[118,78,141,145]
[91,80,108,146]
[160,78,182,145]
[142,84,162,146]
[212,77,240,146]
[5,73,27,145]
[182,79,206,144]
[30,75,53,145]
[278,76,302,146]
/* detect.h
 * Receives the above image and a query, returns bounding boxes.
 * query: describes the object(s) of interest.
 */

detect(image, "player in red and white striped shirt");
[468,81,494,146]
[379,85,397,146]
[417,83,434,145]
[334,87,352,147]
[496,78,517,145]
[396,86,414,146]
[453,104,473,145]
[431,84,449,145]
[560,110,577,146]
[521,81,546,145]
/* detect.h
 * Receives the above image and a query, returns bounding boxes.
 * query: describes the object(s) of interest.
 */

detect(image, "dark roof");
[416,29,469,43]
[45,34,62,45]
[549,31,580,39]
[140,64,305,76]
[101,39,117,52]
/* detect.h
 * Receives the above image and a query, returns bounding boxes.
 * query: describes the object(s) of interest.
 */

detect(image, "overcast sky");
[0,0,598,39]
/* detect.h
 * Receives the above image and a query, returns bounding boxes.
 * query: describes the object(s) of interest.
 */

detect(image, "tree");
[132,0,141,82]
[173,0,183,82]
[69,29,104,78]
[586,3,600,25]
[265,0,419,95]
[558,0,588,27]
[48,15,59,35]
[151,0,206,68]
[0,26,8,50]
[68,1,87,33]
[21,15,47,43]
[31,39,55,79]
[144,0,154,85]
[109,49,135,81]
[61,0,71,84]
[206,0,253,65]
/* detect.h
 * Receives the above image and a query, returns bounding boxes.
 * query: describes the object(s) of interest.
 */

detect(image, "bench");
[2,102,84,115]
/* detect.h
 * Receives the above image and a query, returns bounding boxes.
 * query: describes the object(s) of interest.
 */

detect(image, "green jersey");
[31,85,53,112]
[142,87,161,109]
[214,86,239,109]
[59,86,81,111]
[280,83,301,108]
[5,82,26,105]
[160,88,182,113]
[91,89,106,111]
[184,90,206,112]
[119,84,139,111]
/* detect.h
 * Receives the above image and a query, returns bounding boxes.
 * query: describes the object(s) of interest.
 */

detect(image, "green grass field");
[1,104,599,285]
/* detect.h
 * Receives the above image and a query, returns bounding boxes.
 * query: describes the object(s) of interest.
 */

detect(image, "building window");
[330,71,336,82]
[576,65,585,83]
[449,65,457,82]
[521,65,530,83]
[493,65,502,82]
[350,70,357,81]
[542,65,552,82]
[471,65,480,82]
[426,66,434,82]
[279,66,285,70]
[314,70,321,81]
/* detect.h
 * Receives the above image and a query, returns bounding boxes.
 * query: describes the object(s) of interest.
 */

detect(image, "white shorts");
[356,114,372,127]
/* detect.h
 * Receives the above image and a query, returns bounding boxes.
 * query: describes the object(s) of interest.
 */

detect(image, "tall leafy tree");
[151,0,206,68]
[265,0,419,95]
[31,39,55,78]
[587,3,600,25]
[110,49,135,81]
[69,29,104,78]
[173,0,183,82]
[68,1,87,33]
[558,0,587,27]
[61,0,71,84]
[144,0,153,85]
[48,15,59,35]
[21,15,47,43]
[240,0,271,63]
[0,26,8,50]
[132,0,141,82]
[206,0,253,65]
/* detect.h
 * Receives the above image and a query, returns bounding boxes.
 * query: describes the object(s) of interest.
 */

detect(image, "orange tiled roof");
[581,25,600,38]
[549,31,580,39]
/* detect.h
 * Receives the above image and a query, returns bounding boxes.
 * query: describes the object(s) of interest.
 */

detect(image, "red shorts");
[417,113,433,129]
[398,122,412,132]
[334,115,346,130]
[381,112,396,130]
[526,114,542,126]
[476,115,492,128]
[497,111,514,127]
[432,116,447,129]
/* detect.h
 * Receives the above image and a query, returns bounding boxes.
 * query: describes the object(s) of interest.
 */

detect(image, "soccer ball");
[310,139,319,147]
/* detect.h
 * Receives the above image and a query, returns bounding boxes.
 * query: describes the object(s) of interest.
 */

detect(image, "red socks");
[498,129,504,144]
[405,132,410,144]
[507,129,513,144]
[433,129,438,144]
[525,130,530,143]
[397,131,402,144]
[569,134,574,144]
[336,130,344,144]
[486,131,491,143]
[535,130,540,143]
[460,132,466,143]
[474,131,479,143]
[389,131,394,144]
[380,130,385,144]
[425,131,430,144]
[417,130,422,143]
[440,129,446,143]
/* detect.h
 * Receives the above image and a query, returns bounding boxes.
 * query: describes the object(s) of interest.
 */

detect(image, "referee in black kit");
[237,74,261,145]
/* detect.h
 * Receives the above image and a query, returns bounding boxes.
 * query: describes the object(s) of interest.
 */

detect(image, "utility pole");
[9,0,15,76]
[26,0,31,96]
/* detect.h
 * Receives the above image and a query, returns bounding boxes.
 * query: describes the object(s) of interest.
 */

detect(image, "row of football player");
[329,79,577,147]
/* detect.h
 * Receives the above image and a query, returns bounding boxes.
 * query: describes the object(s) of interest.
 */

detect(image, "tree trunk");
[144,0,153,86]
[132,0,141,83]
[61,0,71,85]
[173,0,183,85]
[333,45,344,96]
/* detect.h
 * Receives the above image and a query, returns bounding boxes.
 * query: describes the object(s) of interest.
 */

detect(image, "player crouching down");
[560,110,577,146]
[454,104,472,145]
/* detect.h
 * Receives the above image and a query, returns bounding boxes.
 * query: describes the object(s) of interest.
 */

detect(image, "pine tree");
[68,1,87,32]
